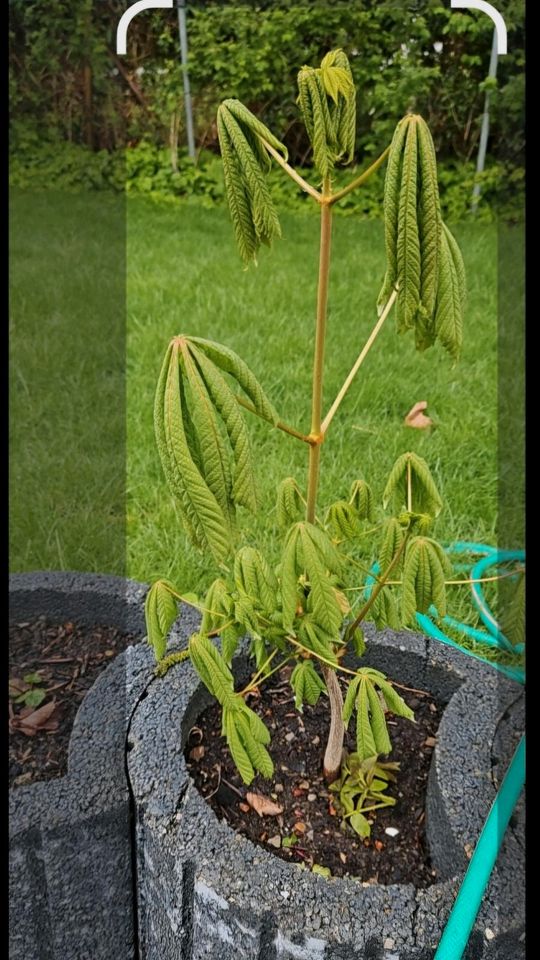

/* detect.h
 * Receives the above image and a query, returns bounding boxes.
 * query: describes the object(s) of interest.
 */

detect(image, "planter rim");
[128,623,525,955]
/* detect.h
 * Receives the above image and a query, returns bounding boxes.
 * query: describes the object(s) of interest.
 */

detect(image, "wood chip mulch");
[9,617,136,788]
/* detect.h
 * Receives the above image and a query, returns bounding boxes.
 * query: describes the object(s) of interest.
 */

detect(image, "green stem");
[345,534,410,640]
[261,138,322,202]
[235,395,312,444]
[321,289,397,435]
[306,176,333,523]
[328,146,391,206]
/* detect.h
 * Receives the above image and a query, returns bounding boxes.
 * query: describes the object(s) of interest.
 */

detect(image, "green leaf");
[416,117,442,325]
[291,659,326,710]
[183,347,235,525]
[188,337,278,425]
[24,688,47,708]
[379,517,405,575]
[276,477,305,528]
[282,833,298,848]
[376,678,415,720]
[378,117,409,312]
[297,66,335,179]
[298,617,339,666]
[402,536,448,621]
[342,675,361,727]
[156,340,232,563]
[349,479,376,522]
[218,100,285,264]
[356,679,378,761]
[396,117,421,331]
[369,586,400,631]
[350,811,371,838]
[351,626,366,658]
[326,500,361,540]
[201,578,233,635]
[145,579,179,661]
[433,224,464,361]
[223,99,288,160]
[23,672,43,686]
[189,343,259,513]
[234,546,277,615]
[312,864,332,877]
[300,528,343,635]
[366,682,392,755]
[237,711,274,779]
[188,632,238,710]
[280,524,301,632]
[224,708,255,784]
[383,451,443,517]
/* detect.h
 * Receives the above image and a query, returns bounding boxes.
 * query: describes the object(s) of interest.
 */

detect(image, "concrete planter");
[10,574,524,959]
[9,573,200,960]
[128,626,525,960]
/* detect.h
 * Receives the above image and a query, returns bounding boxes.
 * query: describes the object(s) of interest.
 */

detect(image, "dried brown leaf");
[404,401,434,429]
[246,792,284,818]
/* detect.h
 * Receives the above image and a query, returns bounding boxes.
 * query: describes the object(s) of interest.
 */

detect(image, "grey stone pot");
[128,625,525,960]
[9,572,201,960]
[10,574,525,960]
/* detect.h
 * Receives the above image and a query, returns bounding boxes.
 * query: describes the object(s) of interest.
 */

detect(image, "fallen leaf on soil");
[246,792,283,817]
[339,852,347,864]
[312,864,331,877]
[424,736,437,748]
[404,400,433,429]
[293,821,306,834]
[10,699,60,736]
[189,746,205,761]
[9,678,29,697]
[238,803,250,813]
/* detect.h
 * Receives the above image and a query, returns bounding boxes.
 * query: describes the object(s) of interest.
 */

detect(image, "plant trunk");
[306,181,332,522]
[304,180,345,782]
[322,666,345,782]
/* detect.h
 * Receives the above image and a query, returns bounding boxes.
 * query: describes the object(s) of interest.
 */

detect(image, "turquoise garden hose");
[362,542,525,683]
[433,735,525,960]
[361,542,525,957]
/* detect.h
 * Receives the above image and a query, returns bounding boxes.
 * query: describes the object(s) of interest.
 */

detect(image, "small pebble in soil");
[385,827,400,837]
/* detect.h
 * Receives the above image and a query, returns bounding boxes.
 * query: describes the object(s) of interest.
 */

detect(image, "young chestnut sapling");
[145,50,465,807]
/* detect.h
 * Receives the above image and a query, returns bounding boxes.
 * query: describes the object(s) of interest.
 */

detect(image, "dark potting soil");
[187,665,441,885]
[9,617,137,788]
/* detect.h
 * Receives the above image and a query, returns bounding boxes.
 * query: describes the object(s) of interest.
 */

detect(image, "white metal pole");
[471,27,498,213]
[177,0,195,159]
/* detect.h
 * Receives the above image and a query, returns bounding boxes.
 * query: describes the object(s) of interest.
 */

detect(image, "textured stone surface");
[10,574,525,960]
[9,573,157,960]
[129,628,525,959]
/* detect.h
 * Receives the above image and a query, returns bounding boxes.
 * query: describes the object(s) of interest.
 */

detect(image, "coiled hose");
[361,542,525,958]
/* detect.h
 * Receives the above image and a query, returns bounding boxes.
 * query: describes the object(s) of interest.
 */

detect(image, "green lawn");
[11,190,517,660]
[127,200,498,617]
[10,190,126,574]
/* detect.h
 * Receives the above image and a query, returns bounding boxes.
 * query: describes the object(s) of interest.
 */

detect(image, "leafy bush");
[10,135,523,222]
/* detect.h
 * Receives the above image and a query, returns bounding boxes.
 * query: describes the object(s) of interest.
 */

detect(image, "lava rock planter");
[128,626,524,960]
[9,573,200,960]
